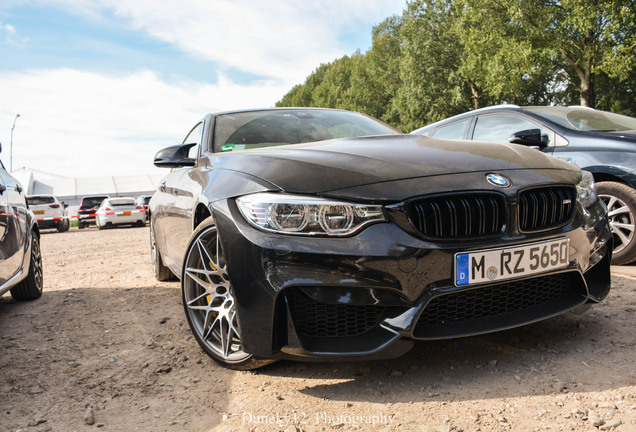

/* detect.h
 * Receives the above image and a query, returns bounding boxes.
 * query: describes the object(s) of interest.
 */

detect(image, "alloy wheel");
[599,193,635,255]
[182,226,249,362]
[32,236,43,291]
[150,222,159,274]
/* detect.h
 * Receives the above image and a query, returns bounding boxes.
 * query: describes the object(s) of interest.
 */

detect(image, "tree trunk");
[469,81,481,110]
[560,48,596,108]
[579,69,595,108]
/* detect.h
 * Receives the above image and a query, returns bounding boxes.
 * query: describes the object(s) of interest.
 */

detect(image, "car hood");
[209,134,577,194]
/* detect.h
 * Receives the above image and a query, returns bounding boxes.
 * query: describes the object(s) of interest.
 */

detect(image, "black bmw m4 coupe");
[149,108,612,370]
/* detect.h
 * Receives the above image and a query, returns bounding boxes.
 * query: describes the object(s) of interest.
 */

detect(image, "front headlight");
[576,170,598,208]
[236,193,386,236]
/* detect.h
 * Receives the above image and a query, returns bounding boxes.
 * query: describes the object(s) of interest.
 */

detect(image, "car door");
[154,121,204,274]
[0,164,28,285]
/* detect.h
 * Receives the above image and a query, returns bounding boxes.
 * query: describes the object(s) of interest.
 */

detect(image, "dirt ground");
[1,226,635,432]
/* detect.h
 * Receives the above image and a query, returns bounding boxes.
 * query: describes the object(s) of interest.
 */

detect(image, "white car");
[136,195,152,221]
[26,194,70,232]
[95,197,146,229]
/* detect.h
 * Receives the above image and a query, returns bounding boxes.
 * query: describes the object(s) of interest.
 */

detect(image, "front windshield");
[213,109,399,152]
[528,107,636,132]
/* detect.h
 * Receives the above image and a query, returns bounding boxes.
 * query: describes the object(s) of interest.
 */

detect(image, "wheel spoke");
[185,268,212,292]
[613,227,631,248]
[196,239,220,272]
[204,313,221,341]
[608,204,630,218]
[611,221,635,232]
[603,196,617,210]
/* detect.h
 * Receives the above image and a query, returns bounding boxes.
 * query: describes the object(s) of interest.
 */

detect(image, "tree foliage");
[277,0,636,130]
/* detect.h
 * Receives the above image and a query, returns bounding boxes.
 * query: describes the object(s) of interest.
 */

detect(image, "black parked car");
[150,108,612,370]
[0,144,43,301]
[412,106,636,265]
[77,195,109,229]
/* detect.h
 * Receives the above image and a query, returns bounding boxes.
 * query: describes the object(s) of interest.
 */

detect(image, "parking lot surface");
[1,227,635,431]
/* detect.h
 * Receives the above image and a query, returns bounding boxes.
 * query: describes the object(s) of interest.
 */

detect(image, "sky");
[0,0,406,178]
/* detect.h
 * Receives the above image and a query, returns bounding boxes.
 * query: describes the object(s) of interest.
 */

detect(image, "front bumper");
[212,197,612,362]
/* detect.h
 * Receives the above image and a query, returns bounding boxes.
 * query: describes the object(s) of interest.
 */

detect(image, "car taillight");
[136,205,143,209]
[103,207,112,211]
[49,204,60,208]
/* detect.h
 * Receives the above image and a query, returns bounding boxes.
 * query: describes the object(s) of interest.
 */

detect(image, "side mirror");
[509,129,549,148]
[154,143,197,168]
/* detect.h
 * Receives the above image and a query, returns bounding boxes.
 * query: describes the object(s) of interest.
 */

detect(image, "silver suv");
[26,194,70,232]
[0,144,43,301]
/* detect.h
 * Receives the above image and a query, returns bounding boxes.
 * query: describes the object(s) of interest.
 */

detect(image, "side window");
[432,119,470,140]
[472,114,542,143]
[183,122,203,159]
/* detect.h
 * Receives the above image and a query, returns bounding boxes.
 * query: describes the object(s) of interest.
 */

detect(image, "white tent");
[12,167,165,207]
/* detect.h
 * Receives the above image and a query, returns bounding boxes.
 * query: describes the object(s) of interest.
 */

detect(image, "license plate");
[33,210,44,215]
[119,211,132,216]
[455,238,569,286]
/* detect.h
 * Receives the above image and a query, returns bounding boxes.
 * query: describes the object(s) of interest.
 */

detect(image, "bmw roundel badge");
[486,173,511,188]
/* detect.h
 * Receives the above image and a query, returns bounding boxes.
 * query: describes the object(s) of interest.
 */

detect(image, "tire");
[150,220,174,281]
[78,221,84,229]
[10,233,44,301]
[96,218,104,230]
[58,218,70,232]
[597,181,636,265]
[181,217,276,370]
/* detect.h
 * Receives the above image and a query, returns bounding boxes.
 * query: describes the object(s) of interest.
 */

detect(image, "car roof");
[412,105,598,133]
[210,107,359,117]
[414,105,523,131]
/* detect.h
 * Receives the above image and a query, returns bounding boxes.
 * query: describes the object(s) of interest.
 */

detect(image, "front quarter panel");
[552,136,636,188]
[150,160,279,278]
[200,165,280,204]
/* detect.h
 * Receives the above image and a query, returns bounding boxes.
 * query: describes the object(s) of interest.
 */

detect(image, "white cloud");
[0,68,288,177]
[40,0,405,86]
[0,1,406,177]
[1,20,27,45]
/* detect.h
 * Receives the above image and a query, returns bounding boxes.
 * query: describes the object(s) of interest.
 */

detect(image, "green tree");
[348,16,404,127]
[596,69,636,116]
[397,0,476,130]
[311,54,361,109]
[276,63,331,107]
[460,0,636,108]
[278,0,636,126]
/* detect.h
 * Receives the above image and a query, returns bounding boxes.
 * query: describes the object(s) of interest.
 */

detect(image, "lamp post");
[10,113,20,172]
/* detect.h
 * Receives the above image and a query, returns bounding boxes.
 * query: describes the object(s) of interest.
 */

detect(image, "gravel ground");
[1,226,635,432]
